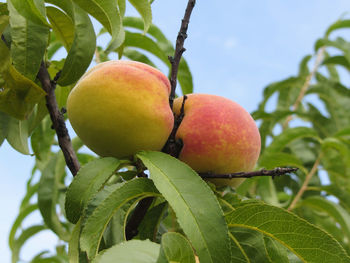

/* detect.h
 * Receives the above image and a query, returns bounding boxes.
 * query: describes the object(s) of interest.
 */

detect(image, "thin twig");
[288,154,322,211]
[168,0,196,109]
[283,47,326,129]
[199,167,298,179]
[37,62,80,176]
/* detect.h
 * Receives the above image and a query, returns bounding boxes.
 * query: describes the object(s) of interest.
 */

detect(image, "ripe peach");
[173,94,261,187]
[67,60,174,158]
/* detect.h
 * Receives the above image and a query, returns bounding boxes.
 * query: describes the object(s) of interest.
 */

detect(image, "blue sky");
[1,0,350,261]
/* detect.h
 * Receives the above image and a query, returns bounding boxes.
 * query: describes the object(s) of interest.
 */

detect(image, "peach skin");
[67,60,174,158]
[173,94,261,187]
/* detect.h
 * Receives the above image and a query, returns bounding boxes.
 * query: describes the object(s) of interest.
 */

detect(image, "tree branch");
[168,0,196,110]
[199,167,298,179]
[37,62,80,176]
[288,155,322,211]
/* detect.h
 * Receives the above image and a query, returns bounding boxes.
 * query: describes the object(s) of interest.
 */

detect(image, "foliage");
[1,0,350,262]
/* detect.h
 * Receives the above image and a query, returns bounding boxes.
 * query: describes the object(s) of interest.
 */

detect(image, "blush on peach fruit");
[173,94,261,187]
[67,60,174,158]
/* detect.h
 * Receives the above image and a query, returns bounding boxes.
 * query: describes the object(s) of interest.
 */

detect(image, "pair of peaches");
[67,61,261,186]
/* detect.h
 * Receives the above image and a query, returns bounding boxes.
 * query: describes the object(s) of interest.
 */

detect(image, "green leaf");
[157,232,196,263]
[80,178,159,259]
[46,6,75,50]
[72,0,121,51]
[65,157,121,224]
[227,203,350,263]
[38,155,70,241]
[264,236,290,263]
[0,110,10,146]
[11,225,46,263]
[9,204,38,250]
[9,0,49,27]
[117,0,126,17]
[0,65,46,119]
[8,0,49,80]
[128,0,152,33]
[322,56,350,71]
[123,17,193,94]
[257,177,279,206]
[68,220,82,263]
[326,19,350,37]
[137,151,232,263]
[123,48,156,67]
[103,198,137,248]
[300,196,350,244]
[56,2,96,86]
[229,227,273,263]
[138,202,167,241]
[31,115,55,161]
[93,239,160,263]
[0,14,46,120]
[124,31,167,62]
[259,152,308,175]
[6,117,30,154]
[263,127,320,155]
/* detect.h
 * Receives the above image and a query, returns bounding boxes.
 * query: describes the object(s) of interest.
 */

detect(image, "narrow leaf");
[326,19,350,37]
[80,178,159,259]
[93,240,160,263]
[11,225,46,263]
[227,203,350,263]
[57,2,96,86]
[9,0,49,26]
[263,127,320,155]
[8,0,49,80]
[6,118,30,154]
[46,6,75,50]
[157,232,196,263]
[128,0,152,33]
[65,157,121,224]
[301,196,350,244]
[137,151,232,263]
[322,56,350,71]
[38,155,70,241]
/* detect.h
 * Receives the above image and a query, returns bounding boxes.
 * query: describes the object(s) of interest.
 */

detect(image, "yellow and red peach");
[174,94,261,186]
[67,60,174,158]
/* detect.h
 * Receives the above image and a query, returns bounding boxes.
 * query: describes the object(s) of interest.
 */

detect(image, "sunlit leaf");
[128,0,152,33]
[65,157,121,224]
[301,196,350,244]
[137,151,232,263]
[93,239,160,263]
[80,178,160,259]
[8,0,49,80]
[157,232,196,263]
[326,19,350,37]
[11,225,46,263]
[6,117,30,154]
[46,6,75,50]
[227,203,350,262]
[38,155,70,241]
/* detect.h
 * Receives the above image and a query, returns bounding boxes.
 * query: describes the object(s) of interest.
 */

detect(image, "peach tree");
[1,0,350,262]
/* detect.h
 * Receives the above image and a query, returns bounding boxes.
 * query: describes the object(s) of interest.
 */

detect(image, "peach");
[173,94,261,186]
[67,60,174,158]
